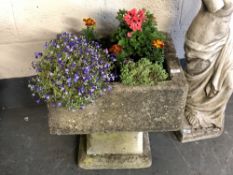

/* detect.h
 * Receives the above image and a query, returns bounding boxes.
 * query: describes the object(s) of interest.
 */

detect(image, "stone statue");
[179,0,233,142]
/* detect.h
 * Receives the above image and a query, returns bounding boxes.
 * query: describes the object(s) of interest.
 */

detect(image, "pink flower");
[127,32,133,38]
[124,8,145,31]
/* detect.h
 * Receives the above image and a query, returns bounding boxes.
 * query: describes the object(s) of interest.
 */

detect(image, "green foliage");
[112,8,169,86]
[120,58,168,86]
[82,26,96,42]
[82,18,97,41]
[113,9,166,64]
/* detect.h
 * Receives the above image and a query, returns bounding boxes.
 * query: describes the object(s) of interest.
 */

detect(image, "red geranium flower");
[124,8,145,31]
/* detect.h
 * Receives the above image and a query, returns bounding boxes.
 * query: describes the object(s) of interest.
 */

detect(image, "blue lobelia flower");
[51,40,57,47]
[44,42,48,49]
[67,78,72,87]
[57,102,62,107]
[89,87,95,93]
[60,86,65,92]
[35,66,42,73]
[65,68,69,74]
[101,74,107,80]
[36,99,41,104]
[71,62,76,68]
[57,53,62,58]
[45,95,50,100]
[107,85,112,91]
[69,41,76,47]
[57,57,63,65]
[78,87,85,95]
[104,63,110,69]
[74,74,79,83]
[83,66,90,74]
[83,75,91,83]
[35,52,43,59]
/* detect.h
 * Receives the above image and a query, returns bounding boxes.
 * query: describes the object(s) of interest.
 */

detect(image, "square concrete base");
[78,132,152,169]
[176,118,223,143]
[86,132,143,155]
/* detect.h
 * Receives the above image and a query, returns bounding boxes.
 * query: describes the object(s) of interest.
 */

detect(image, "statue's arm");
[202,0,225,13]
[203,0,233,16]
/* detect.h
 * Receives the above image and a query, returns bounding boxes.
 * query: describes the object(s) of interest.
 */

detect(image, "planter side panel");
[49,84,186,135]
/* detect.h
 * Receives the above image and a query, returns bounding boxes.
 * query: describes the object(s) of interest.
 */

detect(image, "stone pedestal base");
[176,118,223,143]
[78,132,152,169]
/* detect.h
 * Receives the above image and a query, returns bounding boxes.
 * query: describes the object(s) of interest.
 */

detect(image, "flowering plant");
[82,18,96,41]
[29,32,115,110]
[110,8,168,85]
[111,8,166,64]
[29,9,169,109]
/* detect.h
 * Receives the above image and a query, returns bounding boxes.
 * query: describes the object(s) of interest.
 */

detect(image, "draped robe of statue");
[184,0,233,130]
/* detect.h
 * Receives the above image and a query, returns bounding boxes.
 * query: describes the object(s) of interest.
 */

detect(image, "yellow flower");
[152,39,165,49]
[83,18,96,27]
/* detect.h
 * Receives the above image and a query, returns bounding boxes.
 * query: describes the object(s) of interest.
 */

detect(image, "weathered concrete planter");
[48,37,188,169]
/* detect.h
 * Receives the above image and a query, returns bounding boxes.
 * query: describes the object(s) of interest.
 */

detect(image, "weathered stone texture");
[176,118,223,143]
[86,132,143,155]
[78,132,151,169]
[48,38,188,135]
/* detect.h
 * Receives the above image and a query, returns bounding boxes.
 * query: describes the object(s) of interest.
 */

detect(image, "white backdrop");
[0,0,201,79]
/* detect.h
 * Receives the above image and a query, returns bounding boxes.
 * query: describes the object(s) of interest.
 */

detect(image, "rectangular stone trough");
[48,37,188,135]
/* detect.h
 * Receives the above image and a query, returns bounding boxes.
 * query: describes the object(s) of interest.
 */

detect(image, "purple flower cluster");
[29,32,116,109]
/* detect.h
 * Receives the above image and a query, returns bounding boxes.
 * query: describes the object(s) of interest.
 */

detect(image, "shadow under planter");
[48,38,188,169]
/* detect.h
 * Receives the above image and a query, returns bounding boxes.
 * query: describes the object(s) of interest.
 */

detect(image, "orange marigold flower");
[152,39,165,49]
[83,18,96,27]
[109,44,123,55]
